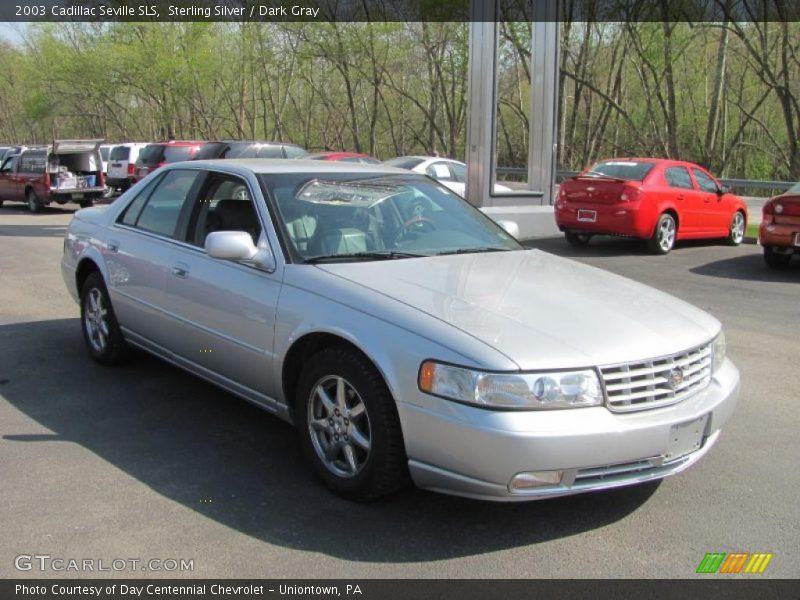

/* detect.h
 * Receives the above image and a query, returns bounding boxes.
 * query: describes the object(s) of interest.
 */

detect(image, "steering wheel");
[395,216,436,244]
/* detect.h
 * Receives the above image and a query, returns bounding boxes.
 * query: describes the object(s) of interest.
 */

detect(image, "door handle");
[107,240,119,253]
[677,194,684,201]
[171,263,189,278]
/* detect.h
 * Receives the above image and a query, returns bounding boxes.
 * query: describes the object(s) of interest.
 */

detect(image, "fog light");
[509,470,564,491]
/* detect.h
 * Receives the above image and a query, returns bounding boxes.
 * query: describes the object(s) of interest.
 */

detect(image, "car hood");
[317,250,720,370]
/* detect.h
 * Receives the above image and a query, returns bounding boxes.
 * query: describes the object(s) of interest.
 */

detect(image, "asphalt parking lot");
[1,202,798,579]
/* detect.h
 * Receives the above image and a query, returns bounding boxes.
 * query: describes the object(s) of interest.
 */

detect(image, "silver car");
[61,160,740,501]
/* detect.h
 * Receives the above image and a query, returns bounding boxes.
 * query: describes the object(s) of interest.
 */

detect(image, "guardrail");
[494,167,794,194]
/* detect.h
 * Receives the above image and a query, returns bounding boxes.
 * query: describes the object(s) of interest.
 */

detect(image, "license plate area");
[665,414,709,462]
[577,209,597,222]
[72,193,84,200]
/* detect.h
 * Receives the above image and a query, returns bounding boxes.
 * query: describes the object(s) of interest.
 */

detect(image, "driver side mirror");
[496,220,520,238]
[205,231,276,272]
[717,184,731,195]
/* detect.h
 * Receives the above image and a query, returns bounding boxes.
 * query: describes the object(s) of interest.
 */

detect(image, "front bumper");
[398,359,739,501]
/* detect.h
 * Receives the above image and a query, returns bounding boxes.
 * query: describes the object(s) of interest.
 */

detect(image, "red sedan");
[555,158,749,254]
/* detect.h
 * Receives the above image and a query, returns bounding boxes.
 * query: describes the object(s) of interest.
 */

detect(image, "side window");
[130,170,201,237]
[450,162,466,183]
[283,145,306,158]
[257,145,283,158]
[664,167,694,190]
[692,168,719,193]
[119,176,162,226]
[185,174,262,248]
[1,155,18,172]
[426,162,454,181]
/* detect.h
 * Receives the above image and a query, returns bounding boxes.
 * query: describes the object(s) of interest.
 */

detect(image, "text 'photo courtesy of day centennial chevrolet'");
[61,159,740,501]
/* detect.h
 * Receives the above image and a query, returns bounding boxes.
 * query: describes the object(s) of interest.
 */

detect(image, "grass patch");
[746,222,759,239]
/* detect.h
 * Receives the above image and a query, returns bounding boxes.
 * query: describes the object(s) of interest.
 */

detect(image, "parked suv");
[107,143,150,192]
[133,141,205,182]
[0,140,106,212]
[192,140,307,160]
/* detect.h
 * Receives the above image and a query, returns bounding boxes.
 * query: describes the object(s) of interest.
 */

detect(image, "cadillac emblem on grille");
[668,367,685,389]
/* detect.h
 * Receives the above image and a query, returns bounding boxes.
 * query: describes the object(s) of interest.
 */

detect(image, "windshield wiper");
[304,251,428,263]
[436,247,512,256]
[580,171,626,182]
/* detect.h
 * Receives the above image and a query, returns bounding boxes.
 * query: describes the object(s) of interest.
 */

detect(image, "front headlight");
[418,361,603,409]
[712,331,726,373]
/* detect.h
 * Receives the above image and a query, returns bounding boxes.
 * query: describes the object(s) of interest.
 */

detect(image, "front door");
[163,171,282,400]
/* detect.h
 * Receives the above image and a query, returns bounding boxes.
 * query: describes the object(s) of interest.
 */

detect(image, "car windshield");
[584,160,655,181]
[261,173,522,262]
[164,146,196,162]
[787,181,800,195]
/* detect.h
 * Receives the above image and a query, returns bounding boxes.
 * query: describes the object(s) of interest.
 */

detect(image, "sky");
[0,23,29,46]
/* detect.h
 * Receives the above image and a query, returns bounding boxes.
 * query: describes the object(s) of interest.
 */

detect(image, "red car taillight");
[762,201,774,225]
[619,184,641,202]
[127,163,135,176]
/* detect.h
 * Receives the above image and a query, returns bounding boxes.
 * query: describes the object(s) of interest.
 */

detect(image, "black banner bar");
[2,580,799,600]
[1,0,800,23]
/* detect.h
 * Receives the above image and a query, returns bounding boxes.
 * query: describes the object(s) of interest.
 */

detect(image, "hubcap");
[658,217,676,251]
[308,375,371,478]
[731,213,745,243]
[83,288,110,352]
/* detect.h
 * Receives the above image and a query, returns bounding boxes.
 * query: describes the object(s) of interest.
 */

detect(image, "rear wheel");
[80,272,130,365]
[296,346,409,501]
[78,199,94,209]
[648,213,676,254]
[565,231,592,247]
[764,246,792,269]
[726,211,746,246]
[26,189,42,213]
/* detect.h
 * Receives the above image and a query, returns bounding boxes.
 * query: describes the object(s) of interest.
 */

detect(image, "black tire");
[764,246,792,269]
[296,346,409,501]
[0,199,4,208]
[79,272,130,365]
[647,213,677,254]
[726,210,746,246]
[565,231,592,247]
[78,199,94,209]
[26,189,42,213]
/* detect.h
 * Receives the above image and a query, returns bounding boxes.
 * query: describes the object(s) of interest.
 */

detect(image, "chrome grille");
[600,342,712,412]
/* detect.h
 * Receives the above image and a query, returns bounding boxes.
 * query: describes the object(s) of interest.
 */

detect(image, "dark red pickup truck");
[0,140,106,212]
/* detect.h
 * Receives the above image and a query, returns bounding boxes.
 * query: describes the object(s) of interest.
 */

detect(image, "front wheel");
[565,231,592,247]
[764,246,792,269]
[727,211,746,246]
[80,272,130,365]
[648,213,677,254]
[296,346,409,501]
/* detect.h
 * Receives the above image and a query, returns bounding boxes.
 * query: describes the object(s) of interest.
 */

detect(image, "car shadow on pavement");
[0,224,68,238]
[524,236,734,258]
[690,252,799,282]
[0,318,661,563]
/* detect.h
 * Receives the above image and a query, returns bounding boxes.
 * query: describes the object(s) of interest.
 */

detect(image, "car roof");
[596,157,709,170]
[183,158,410,175]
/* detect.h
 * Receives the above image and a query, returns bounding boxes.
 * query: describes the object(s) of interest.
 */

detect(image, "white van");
[106,143,150,192]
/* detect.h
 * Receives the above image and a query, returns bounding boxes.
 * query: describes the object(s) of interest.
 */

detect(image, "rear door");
[163,170,282,399]
[663,166,701,234]
[108,169,204,349]
[107,145,131,181]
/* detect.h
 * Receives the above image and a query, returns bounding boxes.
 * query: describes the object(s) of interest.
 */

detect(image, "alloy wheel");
[731,212,745,244]
[307,375,371,478]
[83,287,110,353]
[658,217,676,252]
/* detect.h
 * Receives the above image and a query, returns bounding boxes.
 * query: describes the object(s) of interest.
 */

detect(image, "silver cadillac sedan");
[61,160,740,501]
